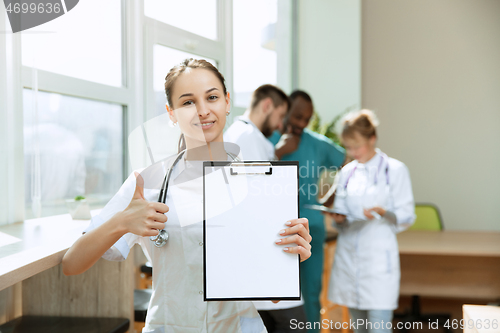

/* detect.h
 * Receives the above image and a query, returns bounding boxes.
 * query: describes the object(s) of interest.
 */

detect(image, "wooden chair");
[320,227,350,333]
[134,262,153,333]
[137,262,153,290]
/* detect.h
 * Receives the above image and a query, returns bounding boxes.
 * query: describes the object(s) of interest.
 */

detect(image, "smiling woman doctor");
[62,59,312,333]
[326,110,415,333]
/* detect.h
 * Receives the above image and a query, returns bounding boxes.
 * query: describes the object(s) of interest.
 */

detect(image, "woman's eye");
[208,95,218,101]
[183,100,194,106]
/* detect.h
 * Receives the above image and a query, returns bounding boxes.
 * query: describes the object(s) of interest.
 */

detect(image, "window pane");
[145,0,217,40]
[153,45,217,94]
[23,90,123,219]
[233,0,278,107]
[150,45,217,158]
[22,0,122,87]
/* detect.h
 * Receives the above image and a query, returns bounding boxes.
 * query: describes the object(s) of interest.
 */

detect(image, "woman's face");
[342,131,376,163]
[167,68,230,146]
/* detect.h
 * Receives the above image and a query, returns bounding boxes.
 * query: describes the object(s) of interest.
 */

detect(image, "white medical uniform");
[85,154,266,333]
[328,149,415,310]
[225,116,303,312]
[224,116,275,161]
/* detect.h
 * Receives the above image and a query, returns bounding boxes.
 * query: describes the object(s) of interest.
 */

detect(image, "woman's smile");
[193,120,216,130]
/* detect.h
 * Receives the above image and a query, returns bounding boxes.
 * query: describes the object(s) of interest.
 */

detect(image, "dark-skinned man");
[269,90,345,333]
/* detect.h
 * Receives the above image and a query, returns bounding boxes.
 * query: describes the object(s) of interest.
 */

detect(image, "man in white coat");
[224,84,288,161]
[224,84,307,333]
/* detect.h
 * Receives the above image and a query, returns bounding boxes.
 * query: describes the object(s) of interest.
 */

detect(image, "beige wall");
[362,0,500,230]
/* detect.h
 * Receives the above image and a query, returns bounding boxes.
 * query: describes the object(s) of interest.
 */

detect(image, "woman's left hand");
[275,217,312,262]
[363,206,386,219]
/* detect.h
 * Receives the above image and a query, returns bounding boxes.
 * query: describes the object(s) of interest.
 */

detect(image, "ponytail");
[341,109,379,140]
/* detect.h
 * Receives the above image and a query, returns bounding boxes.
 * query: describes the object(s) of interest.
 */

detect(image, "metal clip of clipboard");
[229,162,273,175]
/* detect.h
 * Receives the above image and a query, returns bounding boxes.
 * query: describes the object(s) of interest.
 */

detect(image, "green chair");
[409,204,444,231]
[395,203,452,332]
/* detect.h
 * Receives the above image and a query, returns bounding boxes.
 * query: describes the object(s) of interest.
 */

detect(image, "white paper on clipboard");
[203,161,300,301]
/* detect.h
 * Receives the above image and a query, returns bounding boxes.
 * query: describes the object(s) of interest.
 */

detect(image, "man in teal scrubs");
[270,90,345,332]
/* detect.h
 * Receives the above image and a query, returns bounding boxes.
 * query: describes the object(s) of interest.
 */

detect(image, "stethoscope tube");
[343,153,389,189]
[149,150,240,248]
[149,150,186,247]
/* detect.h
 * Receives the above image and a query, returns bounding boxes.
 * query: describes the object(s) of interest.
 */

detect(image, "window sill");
[0,211,99,290]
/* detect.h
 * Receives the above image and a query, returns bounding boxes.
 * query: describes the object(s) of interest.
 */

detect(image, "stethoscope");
[343,152,390,190]
[149,149,240,247]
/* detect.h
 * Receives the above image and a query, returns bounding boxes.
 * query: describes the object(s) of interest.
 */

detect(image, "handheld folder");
[203,161,300,301]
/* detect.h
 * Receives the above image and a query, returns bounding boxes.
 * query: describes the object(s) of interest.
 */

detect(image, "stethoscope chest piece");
[151,229,169,247]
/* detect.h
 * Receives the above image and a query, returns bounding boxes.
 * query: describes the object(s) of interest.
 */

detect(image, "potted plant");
[308,105,356,147]
[308,105,355,192]
[66,195,92,220]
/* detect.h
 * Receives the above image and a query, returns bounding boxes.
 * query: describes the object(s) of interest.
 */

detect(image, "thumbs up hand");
[119,172,169,237]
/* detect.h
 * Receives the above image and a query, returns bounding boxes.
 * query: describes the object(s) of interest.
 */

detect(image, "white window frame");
[0,0,294,225]
[0,8,24,226]
[143,0,234,123]
[0,0,144,225]
[230,0,294,117]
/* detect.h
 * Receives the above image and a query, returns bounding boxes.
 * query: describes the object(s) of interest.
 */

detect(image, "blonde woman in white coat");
[326,110,415,333]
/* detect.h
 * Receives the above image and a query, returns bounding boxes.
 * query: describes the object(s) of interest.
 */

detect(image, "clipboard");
[203,161,300,301]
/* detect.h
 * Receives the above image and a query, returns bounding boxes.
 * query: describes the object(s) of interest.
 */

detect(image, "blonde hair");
[341,109,379,139]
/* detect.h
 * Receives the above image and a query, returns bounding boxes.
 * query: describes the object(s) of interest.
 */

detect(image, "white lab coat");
[224,116,276,161]
[328,149,415,310]
[84,154,266,333]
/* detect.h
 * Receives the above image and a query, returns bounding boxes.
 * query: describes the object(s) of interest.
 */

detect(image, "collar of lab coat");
[236,115,260,132]
[170,157,204,186]
[356,148,383,169]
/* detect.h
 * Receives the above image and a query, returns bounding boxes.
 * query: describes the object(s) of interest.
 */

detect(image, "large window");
[0,0,293,225]
[144,0,218,40]
[17,0,129,220]
[23,90,123,219]
[21,0,122,87]
[233,0,278,108]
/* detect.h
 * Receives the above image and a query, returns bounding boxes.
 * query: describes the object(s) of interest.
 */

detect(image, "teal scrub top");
[269,128,345,239]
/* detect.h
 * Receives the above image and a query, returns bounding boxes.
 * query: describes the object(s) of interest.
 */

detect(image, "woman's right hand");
[118,172,169,237]
[63,172,168,276]
[332,213,347,224]
[323,212,347,224]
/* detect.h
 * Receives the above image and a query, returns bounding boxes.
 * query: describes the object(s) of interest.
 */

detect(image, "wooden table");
[0,213,134,329]
[0,214,89,290]
[463,304,500,333]
[397,230,500,299]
